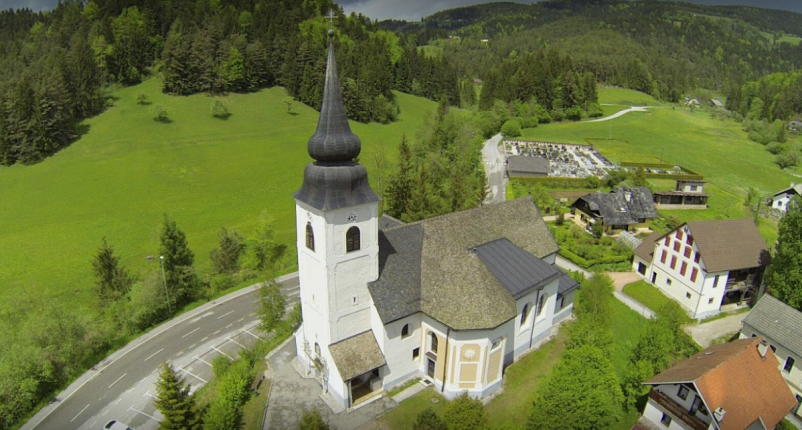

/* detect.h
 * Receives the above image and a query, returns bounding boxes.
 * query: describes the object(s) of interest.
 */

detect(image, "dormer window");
[346,226,360,252]
[306,222,315,251]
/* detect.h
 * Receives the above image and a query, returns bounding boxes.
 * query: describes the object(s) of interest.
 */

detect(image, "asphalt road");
[24,274,300,430]
[482,133,507,204]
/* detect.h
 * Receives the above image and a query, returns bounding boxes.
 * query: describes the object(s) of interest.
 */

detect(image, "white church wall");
[553,290,575,323]
[542,253,557,265]
[379,314,424,390]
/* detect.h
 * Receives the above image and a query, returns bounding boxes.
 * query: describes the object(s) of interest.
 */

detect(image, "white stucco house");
[637,337,797,430]
[770,184,802,213]
[741,294,802,418]
[289,38,578,411]
[632,220,769,319]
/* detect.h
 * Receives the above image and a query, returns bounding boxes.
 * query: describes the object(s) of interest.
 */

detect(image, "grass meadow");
[0,78,436,314]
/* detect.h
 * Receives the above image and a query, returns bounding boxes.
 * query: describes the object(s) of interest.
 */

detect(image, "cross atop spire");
[326,9,336,31]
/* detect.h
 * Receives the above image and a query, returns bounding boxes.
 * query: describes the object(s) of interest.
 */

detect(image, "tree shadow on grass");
[76,123,91,138]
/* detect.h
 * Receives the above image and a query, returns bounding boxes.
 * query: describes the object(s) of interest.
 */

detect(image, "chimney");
[624,191,632,202]
[758,339,769,359]
[713,407,726,422]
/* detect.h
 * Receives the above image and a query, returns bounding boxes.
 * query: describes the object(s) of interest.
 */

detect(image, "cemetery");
[503,140,614,178]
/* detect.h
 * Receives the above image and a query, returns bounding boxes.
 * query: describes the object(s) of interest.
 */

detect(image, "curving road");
[583,106,649,123]
[23,273,299,430]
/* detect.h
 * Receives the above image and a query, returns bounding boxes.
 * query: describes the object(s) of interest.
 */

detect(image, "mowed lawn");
[0,78,435,313]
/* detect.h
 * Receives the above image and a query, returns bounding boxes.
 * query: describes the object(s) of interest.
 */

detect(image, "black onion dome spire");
[307,37,361,162]
[294,33,379,211]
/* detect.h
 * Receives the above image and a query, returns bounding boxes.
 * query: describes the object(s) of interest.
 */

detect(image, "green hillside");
[0,79,435,313]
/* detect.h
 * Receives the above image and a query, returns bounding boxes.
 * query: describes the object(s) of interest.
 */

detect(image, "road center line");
[70,404,90,422]
[217,310,235,319]
[129,406,163,422]
[144,348,164,361]
[181,327,200,338]
[179,367,208,383]
[108,373,127,389]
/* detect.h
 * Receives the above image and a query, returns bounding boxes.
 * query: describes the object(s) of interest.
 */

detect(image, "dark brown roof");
[507,155,550,174]
[653,190,710,197]
[686,220,768,272]
[328,330,386,381]
[633,231,661,261]
[645,338,797,430]
[369,198,561,330]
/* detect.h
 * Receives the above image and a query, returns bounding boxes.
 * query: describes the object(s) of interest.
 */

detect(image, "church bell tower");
[293,32,380,370]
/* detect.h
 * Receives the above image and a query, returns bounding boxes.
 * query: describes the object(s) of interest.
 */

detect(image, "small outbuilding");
[710,98,725,108]
[653,179,709,210]
[506,155,550,178]
[788,120,802,132]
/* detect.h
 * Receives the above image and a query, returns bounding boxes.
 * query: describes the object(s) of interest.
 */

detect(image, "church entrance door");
[427,358,435,379]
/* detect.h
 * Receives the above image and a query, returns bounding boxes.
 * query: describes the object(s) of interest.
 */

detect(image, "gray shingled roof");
[557,274,580,295]
[328,330,386,381]
[379,214,404,230]
[368,198,560,330]
[773,184,802,198]
[475,238,561,299]
[573,187,658,226]
[743,294,802,358]
[507,155,550,175]
[686,219,768,272]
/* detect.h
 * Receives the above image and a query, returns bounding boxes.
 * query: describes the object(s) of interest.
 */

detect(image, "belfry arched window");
[346,226,361,252]
[306,222,315,251]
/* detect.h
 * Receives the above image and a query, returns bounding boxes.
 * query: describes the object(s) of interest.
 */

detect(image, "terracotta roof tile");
[646,338,797,430]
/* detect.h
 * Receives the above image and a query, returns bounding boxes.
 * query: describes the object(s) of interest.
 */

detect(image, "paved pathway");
[481,133,507,204]
[263,340,395,430]
[583,106,649,123]
[684,313,747,348]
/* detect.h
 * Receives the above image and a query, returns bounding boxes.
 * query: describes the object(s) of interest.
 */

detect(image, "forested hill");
[384,0,802,105]
[0,0,460,166]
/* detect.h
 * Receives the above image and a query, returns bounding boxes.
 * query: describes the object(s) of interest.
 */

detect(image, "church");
[291,37,579,410]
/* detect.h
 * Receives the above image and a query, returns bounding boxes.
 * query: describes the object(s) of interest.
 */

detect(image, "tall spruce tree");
[210,226,245,274]
[159,214,197,307]
[767,196,802,311]
[92,237,132,302]
[385,134,413,218]
[154,363,200,430]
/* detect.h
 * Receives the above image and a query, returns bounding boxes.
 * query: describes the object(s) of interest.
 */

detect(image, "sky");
[3,0,802,21]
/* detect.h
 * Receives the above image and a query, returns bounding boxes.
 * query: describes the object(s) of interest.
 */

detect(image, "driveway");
[684,313,747,348]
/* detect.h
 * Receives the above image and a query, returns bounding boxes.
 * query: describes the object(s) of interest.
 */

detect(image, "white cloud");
[2,0,59,12]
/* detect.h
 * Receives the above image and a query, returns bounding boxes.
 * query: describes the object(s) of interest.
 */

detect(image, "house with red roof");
[636,337,797,430]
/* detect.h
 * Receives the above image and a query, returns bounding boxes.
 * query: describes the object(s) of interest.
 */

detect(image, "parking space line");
[201,336,209,342]
[114,398,122,405]
[213,329,221,335]
[144,348,163,361]
[225,323,233,329]
[210,346,233,360]
[217,310,235,319]
[227,337,245,348]
[129,406,162,422]
[181,327,200,339]
[70,404,90,422]
[243,329,260,339]
[90,419,97,428]
[189,343,196,349]
[144,391,156,399]
[179,367,208,383]
[194,356,212,366]
[108,373,127,389]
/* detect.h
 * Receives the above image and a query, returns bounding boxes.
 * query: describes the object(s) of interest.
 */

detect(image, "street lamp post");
[159,255,172,314]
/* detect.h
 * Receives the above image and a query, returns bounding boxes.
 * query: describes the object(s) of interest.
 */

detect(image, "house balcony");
[649,390,708,430]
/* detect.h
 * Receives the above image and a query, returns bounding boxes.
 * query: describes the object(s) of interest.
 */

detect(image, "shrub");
[501,119,522,137]
[211,100,230,119]
[151,104,168,122]
[776,150,801,169]
[587,102,604,118]
[520,116,539,129]
[565,106,583,121]
[136,93,148,105]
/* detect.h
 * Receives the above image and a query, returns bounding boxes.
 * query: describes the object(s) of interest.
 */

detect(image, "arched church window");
[430,332,438,353]
[314,342,321,357]
[346,226,361,252]
[306,222,315,251]
[401,324,410,338]
[520,303,530,325]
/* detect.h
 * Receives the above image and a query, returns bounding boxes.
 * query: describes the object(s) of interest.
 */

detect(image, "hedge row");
[619,162,704,181]
[559,248,631,269]
[510,176,598,189]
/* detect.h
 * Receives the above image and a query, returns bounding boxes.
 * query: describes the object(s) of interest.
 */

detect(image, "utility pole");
[159,255,172,313]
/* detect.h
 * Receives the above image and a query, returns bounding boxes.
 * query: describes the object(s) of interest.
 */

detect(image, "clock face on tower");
[347,211,358,223]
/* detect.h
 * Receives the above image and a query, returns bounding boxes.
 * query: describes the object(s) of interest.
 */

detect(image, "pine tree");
[154,363,200,430]
[159,214,197,307]
[92,237,132,302]
[413,407,447,430]
[210,227,245,274]
[259,277,286,333]
[385,134,413,218]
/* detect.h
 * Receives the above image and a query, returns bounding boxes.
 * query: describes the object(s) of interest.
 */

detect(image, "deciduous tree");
[92,237,132,302]
[443,391,487,430]
[767,196,802,311]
